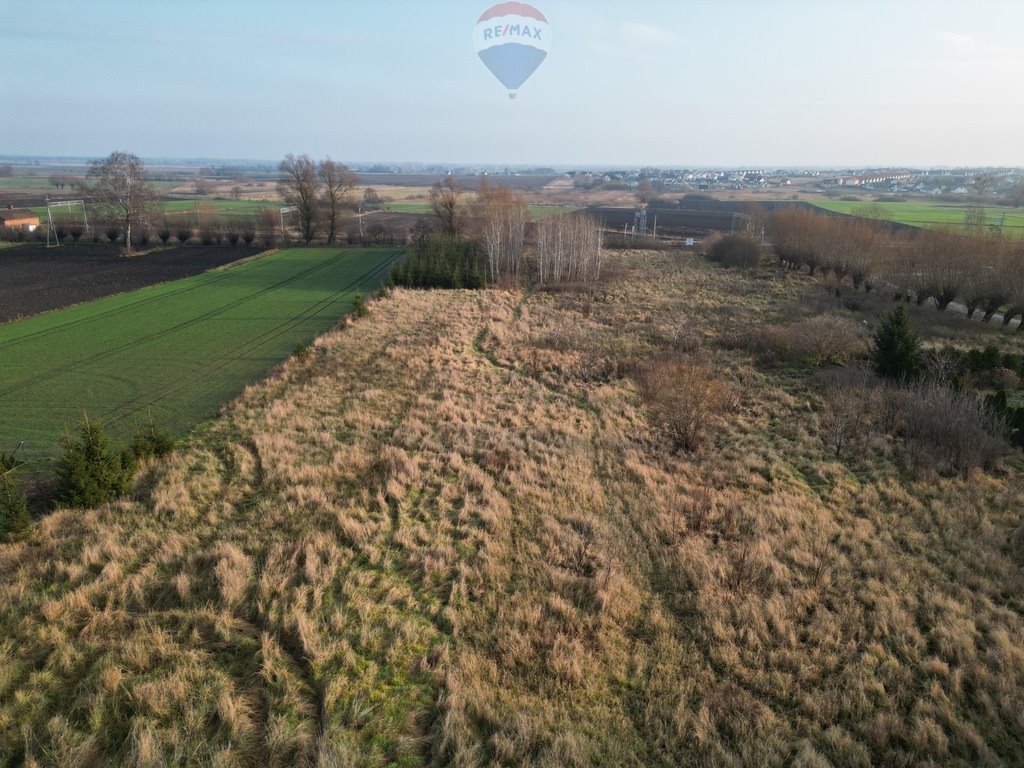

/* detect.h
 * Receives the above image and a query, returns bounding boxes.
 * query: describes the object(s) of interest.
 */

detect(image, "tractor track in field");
[0,249,392,400]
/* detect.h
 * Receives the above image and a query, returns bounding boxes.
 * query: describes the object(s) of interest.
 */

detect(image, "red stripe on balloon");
[477,2,548,23]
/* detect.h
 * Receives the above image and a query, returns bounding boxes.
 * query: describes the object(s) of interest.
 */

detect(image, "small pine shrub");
[0,478,30,541]
[128,420,176,462]
[0,451,17,474]
[352,293,369,318]
[872,304,920,381]
[55,418,135,509]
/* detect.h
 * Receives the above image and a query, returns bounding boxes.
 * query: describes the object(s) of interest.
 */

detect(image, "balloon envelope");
[474,2,550,96]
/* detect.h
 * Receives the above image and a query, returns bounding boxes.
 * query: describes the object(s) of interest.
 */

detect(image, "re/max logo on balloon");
[474,2,551,100]
[481,24,544,42]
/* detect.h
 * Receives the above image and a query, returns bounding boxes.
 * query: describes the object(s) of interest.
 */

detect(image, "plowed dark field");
[0,244,259,323]
[592,201,769,238]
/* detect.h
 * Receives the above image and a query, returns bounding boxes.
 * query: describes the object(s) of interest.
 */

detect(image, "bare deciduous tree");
[260,208,280,248]
[821,382,866,457]
[362,187,384,211]
[319,159,358,245]
[278,154,320,245]
[430,176,463,238]
[194,175,213,196]
[87,151,154,253]
[637,178,654,205]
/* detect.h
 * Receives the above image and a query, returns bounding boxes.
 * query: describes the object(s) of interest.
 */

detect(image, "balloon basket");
[509,92,517,100]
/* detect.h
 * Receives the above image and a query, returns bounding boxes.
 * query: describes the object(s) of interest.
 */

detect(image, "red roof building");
[0,204,40,231]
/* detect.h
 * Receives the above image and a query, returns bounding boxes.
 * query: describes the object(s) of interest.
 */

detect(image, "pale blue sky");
[1,0,1022,166]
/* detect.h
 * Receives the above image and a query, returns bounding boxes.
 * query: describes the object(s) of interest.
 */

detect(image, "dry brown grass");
[1,251,1023,766]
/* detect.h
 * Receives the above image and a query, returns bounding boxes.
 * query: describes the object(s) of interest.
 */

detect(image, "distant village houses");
[837,172,914,187]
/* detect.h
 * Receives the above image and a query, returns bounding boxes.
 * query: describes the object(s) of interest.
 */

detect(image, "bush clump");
[707,235,762,269]
[128,420,176,463]
[55,418,135,508]
[895,384,1006,477]
[735,315,867,367]
[984,390,1024,448]
[636,353,736,452]
[352,293,369,318]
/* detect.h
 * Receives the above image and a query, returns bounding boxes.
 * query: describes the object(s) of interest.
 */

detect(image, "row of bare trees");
[771,208,1024,326]
[427,176,604,287]
[536,212,604,286]
[474,183,603,286]
[277,154,358,245]
[479,185,528,282]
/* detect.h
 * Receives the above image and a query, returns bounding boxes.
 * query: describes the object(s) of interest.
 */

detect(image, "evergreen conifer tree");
[873,304,921,381]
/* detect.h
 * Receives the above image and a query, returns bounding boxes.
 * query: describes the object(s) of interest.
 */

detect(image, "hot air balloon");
[474,2,551,99]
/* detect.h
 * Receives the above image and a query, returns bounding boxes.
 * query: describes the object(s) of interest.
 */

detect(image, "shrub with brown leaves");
[732,315,867,367]
[636,354,736,452]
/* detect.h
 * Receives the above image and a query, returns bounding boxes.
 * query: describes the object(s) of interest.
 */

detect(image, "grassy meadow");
[813,200,1024,237]
[160,199,276,219]
[2,249,1023,765]
[0,248,400,474]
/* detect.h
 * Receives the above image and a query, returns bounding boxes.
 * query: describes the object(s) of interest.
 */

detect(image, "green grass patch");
[812,200,1024,237]
[0,248,402,474]
[1,178,180,193]
[160,199,275,219]
[0,177,59,191]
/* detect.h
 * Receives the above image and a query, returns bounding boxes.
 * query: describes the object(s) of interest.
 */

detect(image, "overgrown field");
[385,202,578,219]
[813,200,1024,236]
[0,248,400,474]
[1,252,1023,766]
